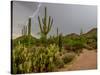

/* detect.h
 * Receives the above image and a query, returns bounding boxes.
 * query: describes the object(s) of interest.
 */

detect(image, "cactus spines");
[38,7,53,39]
[28,18,31,35]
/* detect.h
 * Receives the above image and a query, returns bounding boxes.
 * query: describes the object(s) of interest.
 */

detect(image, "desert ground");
[58,49,97,71]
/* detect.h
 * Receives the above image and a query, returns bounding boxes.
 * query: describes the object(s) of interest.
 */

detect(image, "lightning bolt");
[30,3,42,18]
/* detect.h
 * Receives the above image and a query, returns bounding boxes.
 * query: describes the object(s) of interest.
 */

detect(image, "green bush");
[55,57,64,68]
[64,38,85,53]
[62,53,75,64]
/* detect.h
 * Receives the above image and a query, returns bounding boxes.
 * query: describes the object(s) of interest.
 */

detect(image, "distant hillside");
[66,33,79,37]
[12,35,38,47]
[63,28,97,49]
[14,35,37,41]
[86,28,97,34]
[63,28,97,38]
[64,33,80,39]
[82,28,97,38]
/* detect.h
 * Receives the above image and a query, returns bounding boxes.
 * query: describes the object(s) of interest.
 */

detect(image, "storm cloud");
[12,1,97,38]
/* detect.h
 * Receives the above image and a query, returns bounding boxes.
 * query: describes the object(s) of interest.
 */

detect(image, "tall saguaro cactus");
[80,28,83,36]
[21,25,27,49]
[27,18,32,47]
[58,33,63,52]
[38,7,53,40]
[28,18,31,36]
[22,25,27,36]
[57,27,59,37]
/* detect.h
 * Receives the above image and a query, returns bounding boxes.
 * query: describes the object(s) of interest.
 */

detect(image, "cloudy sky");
[12,1,97,38]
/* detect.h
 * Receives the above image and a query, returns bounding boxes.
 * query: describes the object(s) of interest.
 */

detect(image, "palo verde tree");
[38,7,53,45]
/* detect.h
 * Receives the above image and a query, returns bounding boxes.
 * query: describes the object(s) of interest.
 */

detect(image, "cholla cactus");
[38,7,53,40]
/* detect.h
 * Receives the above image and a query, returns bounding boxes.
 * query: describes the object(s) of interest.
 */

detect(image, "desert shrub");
[64,38,85,54]
[12,44,64,74]
[85,32,97,49]
[86,34,97,49]
[62,53,75,64]
[47,36,57,45]
[55,57,64,68]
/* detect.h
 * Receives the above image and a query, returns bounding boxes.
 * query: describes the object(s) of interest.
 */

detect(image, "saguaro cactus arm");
[47,16,53,33]
[38,16,43,33]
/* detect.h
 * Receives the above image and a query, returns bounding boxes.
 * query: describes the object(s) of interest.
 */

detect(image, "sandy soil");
[58,49,97,71]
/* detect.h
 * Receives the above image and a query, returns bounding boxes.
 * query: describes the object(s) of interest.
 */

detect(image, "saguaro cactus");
[38,7,53,40]
[22,25,27,36]
[21,25,27,49]
[58,33,63,51]
[80,28,83,36]
[28,18,31,36]
[57,27,59,37]
[27,18,32,47]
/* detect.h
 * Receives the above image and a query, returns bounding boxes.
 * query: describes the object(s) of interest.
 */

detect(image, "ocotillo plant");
[38,7,53,45]
[58,33,63,52]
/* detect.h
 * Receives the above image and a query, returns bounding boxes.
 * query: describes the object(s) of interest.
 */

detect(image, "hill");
[63,28,97,50]
[63,28,97,39]
[82,28,97,39]
[12,35,38,48]
[64,33,80,39]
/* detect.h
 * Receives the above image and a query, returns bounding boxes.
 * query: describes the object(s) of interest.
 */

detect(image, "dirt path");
[58,49,97,71]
